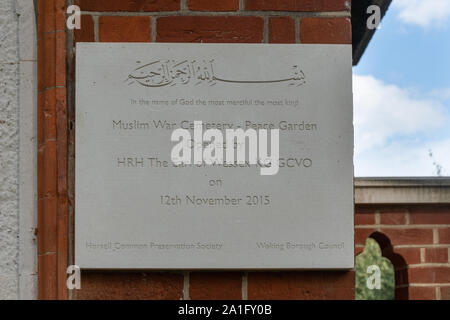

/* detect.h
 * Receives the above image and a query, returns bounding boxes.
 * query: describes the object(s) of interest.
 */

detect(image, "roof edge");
[355,177,450,204]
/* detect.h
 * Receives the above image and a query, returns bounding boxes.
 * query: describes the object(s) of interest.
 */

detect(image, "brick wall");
[69,0,353,300]
[72,0,352,44]
[356,205,450,300]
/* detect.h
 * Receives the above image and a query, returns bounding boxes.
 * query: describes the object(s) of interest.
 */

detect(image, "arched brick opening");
[369,231,408,300]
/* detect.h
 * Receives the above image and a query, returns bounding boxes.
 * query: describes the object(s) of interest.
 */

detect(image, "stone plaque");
[75,43,354,269]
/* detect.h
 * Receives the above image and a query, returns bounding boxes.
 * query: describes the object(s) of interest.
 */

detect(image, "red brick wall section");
[156,16,264,43]
[37,0,69,300]
[72,0,352,45]
[75,272,184,300]
[355,205,450,300]
[67,0,353,301]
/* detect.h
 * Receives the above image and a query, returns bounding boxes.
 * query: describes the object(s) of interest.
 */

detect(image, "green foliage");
[356,238,395,300]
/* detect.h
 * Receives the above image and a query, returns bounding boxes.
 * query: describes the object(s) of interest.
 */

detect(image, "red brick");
[381,228,434,245]
[355,247,363,256]
[37,0,55,36]
[393,248,422,265]
[410,207,450,225]
[300,17,351,44]
[39,90,57,142]
[409,287,436,300]
[99,16,151,42]
[55,32,66,86]
[190,272,242,300]
[38,253,58,300]
[355,213,375,225]
[408,267,450,284]
[36,140,55,181]
[74,15,94,43]
[188,0,239,11]
[75,272,184,300]
[441,287,450,300]
[37,195,57,254]
[38,33,56,91]
[75,0,180,11]
[380,211,406,224]
[425,248,449,263]
[157,16,264,43]
[269,17,295,43]
[245,0,350,11]
[354,228,376,246]
[55,0,67,31]
[248,271,354,299]
[439,228,450,244]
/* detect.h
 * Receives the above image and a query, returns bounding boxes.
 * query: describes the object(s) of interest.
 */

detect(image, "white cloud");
[353,74,450,176]
[353,74,446,155]
[393,0,450,28]
[430,88,450,101]
[355,138,450,176]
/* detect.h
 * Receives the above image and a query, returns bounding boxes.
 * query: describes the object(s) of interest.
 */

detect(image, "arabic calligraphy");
[125,59,306,88]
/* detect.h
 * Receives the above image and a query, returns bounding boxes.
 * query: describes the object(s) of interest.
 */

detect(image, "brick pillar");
[63,0,354,300]
[36,0,68,300]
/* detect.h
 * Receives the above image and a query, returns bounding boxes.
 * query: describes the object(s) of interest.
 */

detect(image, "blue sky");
[353,0,450,176]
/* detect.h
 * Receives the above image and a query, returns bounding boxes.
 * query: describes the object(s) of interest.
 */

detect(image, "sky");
[353,0,450,177]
